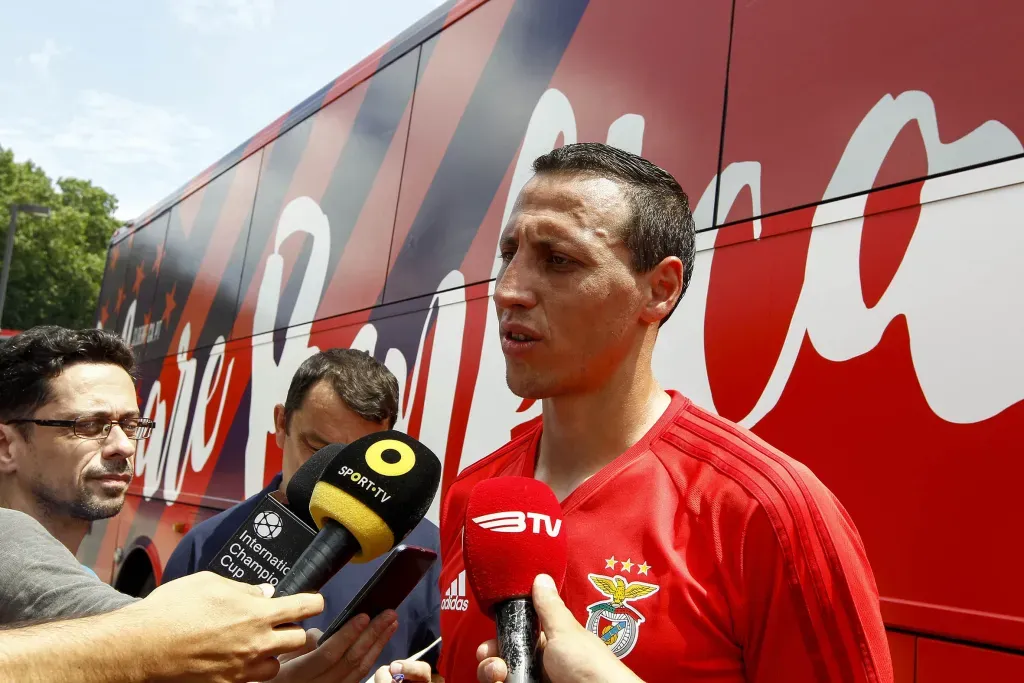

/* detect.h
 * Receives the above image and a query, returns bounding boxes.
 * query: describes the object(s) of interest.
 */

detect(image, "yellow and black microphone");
[273,430,442,597]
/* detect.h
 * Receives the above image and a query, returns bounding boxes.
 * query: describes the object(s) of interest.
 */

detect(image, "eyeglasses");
[4,416,156,441]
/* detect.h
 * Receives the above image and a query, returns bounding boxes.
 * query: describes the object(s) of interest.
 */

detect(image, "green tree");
[0,145,120,330]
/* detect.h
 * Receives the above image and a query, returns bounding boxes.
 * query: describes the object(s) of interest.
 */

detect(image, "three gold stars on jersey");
[603,556,651,575]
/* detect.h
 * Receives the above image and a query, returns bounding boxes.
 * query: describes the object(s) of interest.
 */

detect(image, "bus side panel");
[886,631,915,683]
[916,638,1024,682]
[107,212,171,346]
[138,149,265,366]
[220,46,421,500]
[722,0,1024,222]
[381,0,730,308]
[94,235,131,330]
[232,47,421,341]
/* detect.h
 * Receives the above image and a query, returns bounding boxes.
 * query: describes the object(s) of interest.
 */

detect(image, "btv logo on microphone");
[471,511,562,537]
[441,570,469,612]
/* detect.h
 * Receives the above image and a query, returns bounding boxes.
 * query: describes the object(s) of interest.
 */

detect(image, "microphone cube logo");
[471,511,562,537]
[253,511,283,540]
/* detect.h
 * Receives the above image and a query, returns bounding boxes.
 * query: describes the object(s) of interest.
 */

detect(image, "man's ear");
[0,424,22,475]
[273,404,287,450]
[639,256,684,325]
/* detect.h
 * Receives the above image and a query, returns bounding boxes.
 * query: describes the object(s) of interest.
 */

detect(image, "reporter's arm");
[0,609,159,683]
[1,572,324,683]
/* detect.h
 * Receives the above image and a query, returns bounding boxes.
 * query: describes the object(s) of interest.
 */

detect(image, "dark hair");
[532,142,697,324]
[0,326,136,424]
[284,348,399,430]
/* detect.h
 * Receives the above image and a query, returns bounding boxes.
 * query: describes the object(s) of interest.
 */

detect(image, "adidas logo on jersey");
[441,570,469,612]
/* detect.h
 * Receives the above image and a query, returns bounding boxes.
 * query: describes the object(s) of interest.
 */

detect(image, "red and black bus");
[85,1,1024,678]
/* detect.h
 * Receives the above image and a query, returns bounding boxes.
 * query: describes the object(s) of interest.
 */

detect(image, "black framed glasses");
[4,416,156,441]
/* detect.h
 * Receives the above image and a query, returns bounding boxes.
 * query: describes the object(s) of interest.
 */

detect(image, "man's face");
[494,173,667,399]
[276,379,390,493]
[2,363,139,521]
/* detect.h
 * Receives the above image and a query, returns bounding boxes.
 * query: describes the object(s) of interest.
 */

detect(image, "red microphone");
[463,476,567,683]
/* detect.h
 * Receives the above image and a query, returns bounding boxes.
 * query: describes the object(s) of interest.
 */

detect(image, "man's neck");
[534,348,671,502]
[0,487,89,555]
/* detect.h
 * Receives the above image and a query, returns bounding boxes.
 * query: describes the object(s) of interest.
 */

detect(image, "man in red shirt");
[375,142,893,683]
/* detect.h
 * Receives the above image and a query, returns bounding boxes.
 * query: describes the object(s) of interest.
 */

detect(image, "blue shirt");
[162,473,441,669]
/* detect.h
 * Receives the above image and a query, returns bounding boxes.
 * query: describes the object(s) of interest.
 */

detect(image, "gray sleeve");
[0,508,139,626]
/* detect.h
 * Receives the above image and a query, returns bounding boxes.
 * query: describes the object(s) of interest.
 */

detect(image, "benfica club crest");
[584,573,660,659]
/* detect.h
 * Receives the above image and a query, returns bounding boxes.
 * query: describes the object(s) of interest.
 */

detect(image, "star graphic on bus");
[133,263,146,294]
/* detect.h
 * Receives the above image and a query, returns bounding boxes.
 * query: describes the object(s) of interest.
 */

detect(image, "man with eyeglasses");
[0,327,422,683]
[0,325,152,624]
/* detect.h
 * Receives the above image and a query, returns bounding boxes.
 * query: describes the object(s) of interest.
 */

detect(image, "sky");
[0,0,448,221]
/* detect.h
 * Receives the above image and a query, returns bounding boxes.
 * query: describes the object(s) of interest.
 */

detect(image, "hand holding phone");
[317,544,437,647]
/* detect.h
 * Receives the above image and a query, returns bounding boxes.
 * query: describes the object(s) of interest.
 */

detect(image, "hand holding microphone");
[464,477,644,683]
[463,476,567,683]
[474,574,646,683]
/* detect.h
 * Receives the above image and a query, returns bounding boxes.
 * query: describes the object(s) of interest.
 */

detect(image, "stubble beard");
[34,482,125,522]
[31,465,129,523]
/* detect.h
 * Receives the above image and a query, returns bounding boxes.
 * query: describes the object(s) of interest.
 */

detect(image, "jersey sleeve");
[736,494,894,683]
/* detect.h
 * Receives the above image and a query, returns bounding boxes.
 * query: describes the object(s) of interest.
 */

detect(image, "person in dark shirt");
[162,348,442,674]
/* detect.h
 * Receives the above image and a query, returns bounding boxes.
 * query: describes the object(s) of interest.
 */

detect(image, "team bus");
[83,0,1024,679]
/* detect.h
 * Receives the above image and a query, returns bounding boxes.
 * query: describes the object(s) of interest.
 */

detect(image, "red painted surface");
[917,638,1024,682]
[886,631,916,683]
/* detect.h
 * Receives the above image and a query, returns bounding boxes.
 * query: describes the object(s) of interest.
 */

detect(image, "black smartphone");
[316,544,438,647]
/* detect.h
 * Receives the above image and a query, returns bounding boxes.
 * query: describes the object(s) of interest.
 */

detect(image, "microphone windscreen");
[463,476,567,613]
[308,431,441,563]
[286,444,344,528]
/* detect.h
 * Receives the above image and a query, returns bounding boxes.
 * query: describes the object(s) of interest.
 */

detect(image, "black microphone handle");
[273,518,361,597]
[495,598,542,683]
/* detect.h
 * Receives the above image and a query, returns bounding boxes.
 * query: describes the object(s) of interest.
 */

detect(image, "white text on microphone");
[337,466,392,502]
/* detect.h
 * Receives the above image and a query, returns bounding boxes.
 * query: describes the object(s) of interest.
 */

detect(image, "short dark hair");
[532,142,697,323]
[284,349,399,430]
[0,326,136,424]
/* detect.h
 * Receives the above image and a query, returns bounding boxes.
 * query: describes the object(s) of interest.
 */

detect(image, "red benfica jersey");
[437,391,892,682]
